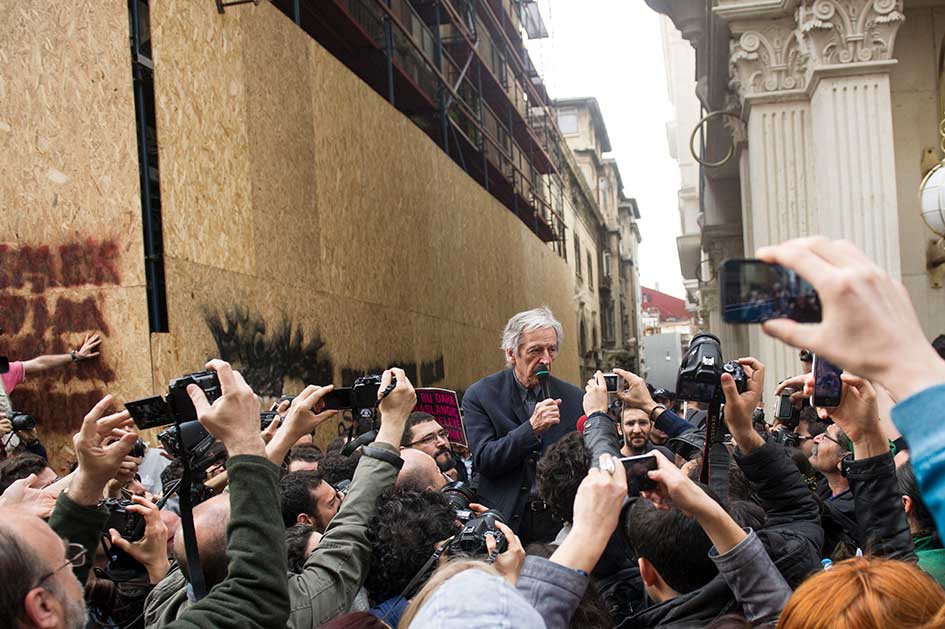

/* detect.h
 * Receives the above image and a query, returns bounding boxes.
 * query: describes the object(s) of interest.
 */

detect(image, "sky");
[525,0,686,298]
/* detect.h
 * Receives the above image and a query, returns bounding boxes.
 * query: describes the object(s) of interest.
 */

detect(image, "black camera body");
[676,333,747,403]
[10,411,36,432]
[104,499,146,543]
[259,411,279,431]
[157,421,227,474]
[776,388,803,429]
[454,511,508,555]
[125,370,222,429]
[129,437,146,458]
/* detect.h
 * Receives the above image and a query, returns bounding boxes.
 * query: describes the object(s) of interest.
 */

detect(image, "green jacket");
[146,443,401,629]
[48,490,109,585]
[287,442,401,628]
[144,455,288,629]
[915,535,945,587]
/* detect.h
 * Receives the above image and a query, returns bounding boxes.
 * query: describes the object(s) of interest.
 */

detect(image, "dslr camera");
[675,333,747,403]
[9,411,36,432]
[440,481,508,555]
[101,498,148,581]
[125,370,222,429]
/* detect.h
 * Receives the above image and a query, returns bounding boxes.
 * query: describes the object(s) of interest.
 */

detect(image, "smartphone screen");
[720,259,822,324]
[812,355,843,408]
[603,373,619,393]
[618,454,658,496]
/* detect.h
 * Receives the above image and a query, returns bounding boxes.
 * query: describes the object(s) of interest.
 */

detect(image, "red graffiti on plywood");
[0,239,121,293]
[1,239,121,436]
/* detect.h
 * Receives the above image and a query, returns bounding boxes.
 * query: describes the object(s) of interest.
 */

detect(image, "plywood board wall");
[0,1,151,470]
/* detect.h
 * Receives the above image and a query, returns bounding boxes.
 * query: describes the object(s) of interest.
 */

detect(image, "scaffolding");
[271,0,568,254]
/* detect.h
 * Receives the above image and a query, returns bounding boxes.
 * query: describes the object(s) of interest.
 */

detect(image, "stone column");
[724,0,904,409]
[799,0,905,277]
[727,14,820,406]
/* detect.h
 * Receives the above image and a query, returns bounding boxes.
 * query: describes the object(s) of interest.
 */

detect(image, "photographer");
[281,367,415,627]
[0,414,48,461]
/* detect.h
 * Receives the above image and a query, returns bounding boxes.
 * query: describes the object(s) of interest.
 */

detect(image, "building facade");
[555,98,645,378]
[0,0,586,465]
[648,0,945,408]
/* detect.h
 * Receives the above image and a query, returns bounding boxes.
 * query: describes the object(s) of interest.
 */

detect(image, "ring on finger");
[600,457,616,475]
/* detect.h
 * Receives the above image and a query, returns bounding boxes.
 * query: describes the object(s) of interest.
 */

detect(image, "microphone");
[536,362,552,401]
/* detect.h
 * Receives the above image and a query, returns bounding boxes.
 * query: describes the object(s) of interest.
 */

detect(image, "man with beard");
[400,412,468,482]
[617,407,674,460]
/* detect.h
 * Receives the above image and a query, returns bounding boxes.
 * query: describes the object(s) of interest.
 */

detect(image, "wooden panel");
[0,1,150,470]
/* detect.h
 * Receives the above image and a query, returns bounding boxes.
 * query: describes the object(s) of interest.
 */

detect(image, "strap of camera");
[176,420,208,600]
[699,396,730,504]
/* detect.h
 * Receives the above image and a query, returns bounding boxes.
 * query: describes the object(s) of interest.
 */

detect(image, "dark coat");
[462,368,583,530]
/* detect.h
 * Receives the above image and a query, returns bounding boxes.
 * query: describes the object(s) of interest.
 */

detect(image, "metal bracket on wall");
[216,0,259,13]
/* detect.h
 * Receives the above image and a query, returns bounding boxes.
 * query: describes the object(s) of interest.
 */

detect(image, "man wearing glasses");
[810,422,856,556]
[400,412,469,483]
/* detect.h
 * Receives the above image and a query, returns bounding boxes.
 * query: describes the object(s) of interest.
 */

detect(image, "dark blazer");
[462,368,583,531]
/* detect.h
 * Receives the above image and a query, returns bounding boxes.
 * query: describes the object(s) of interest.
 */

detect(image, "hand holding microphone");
[531,362,561,435]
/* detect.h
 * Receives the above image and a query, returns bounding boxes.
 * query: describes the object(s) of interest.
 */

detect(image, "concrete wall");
[891,5,945,338]
[1,0,580,464]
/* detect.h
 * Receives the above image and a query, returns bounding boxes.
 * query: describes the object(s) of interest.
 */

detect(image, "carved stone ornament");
[798,0,904,66]
[729,17,808,100]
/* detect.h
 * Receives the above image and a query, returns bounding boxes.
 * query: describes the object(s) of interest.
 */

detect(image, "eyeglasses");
[407,430,450,448]
[33,543,87,589]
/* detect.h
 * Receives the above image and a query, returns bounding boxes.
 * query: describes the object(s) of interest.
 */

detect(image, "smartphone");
[811,354,843,408]
[720,259,821,324]
[618,453,658,496]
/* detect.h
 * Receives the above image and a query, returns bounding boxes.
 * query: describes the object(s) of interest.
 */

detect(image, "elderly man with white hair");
[461,307,584,545]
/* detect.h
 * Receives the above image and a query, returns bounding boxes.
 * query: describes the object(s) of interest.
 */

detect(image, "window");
[558,111,578,135]
[602,251,612,278]
[587,252,594,288]
[574,237,582,281]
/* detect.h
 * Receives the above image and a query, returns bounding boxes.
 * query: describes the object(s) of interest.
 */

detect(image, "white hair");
[500,306,564,363]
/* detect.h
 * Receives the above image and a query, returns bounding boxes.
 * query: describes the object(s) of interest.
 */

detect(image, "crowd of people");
[2,236,945,628]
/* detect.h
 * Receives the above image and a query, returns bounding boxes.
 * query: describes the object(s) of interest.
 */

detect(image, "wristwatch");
[70,350,78,362]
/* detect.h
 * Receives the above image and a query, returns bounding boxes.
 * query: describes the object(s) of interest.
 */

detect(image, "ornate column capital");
[797,0,904,68]
[728,16,809,104]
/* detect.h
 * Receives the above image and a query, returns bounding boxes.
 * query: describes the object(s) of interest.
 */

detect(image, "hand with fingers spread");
[187,359,264,458]
[76,333,102,361]
[757,237,945,400]
[643,450,746,554]
[108,494,170,584]
[375,368,417,447]
[486,520,525,586]
[613,368,659,416]
[0,474,58,518]
[721,358,766,453]
[583,371,609,417]
[70,395,140,506]
[266,386,338,463]
[550,453,628,573]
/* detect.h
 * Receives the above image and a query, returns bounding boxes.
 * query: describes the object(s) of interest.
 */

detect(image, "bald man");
[0,509,87,629]
[396,449,447,492]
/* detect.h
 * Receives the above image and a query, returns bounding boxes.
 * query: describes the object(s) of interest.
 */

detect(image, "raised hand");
[757,237,945,401]
[76,333,102,360]
[583,371,609,417]
[70,395,139,506]
[613,368,657,415]
[187,359,263,457]
[0,474,58,518]
[721,358,766,452]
